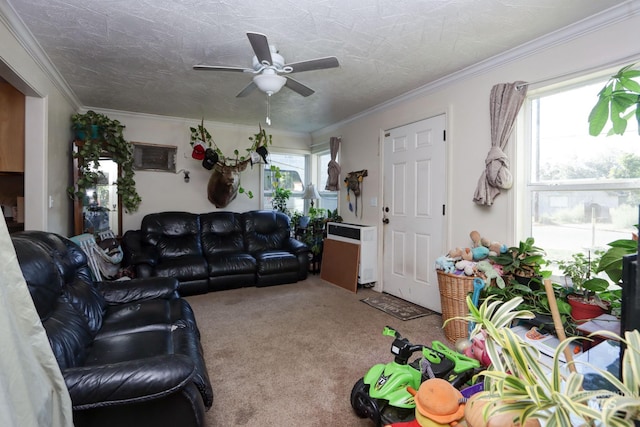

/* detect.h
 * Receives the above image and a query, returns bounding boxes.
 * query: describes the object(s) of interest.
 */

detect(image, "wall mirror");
[73,157,122,237]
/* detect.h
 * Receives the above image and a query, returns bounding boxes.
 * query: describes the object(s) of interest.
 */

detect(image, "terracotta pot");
[567,294,606,322]
[465,395,541,427]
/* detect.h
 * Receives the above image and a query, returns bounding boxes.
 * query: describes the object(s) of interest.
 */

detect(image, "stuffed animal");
[470,230,482,248]
[488,242,508,257]
[471,246,490,261]
[435,256,456,274]
[455,260,476,276]
[476,260,505,289]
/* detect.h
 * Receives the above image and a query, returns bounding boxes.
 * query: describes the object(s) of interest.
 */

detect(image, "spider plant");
[451,295,637,426]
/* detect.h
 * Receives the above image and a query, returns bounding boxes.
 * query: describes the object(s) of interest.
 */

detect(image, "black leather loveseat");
[11,230,213,427]
[122,210,310,296]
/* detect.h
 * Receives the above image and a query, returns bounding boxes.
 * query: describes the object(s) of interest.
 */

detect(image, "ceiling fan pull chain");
[265,94,272,126]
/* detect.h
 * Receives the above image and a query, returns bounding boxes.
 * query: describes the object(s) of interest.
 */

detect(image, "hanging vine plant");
[189,119,272,208]
[67,110,141,213]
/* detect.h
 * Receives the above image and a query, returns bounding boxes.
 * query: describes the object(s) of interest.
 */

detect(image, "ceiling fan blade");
[285,56,340,73]
[193,65,250,72]
[285,77,315,97]
[236,81,257,98]
[247,32,273,65]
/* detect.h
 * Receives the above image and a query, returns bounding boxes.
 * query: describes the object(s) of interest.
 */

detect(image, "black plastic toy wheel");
[350,378,382,426]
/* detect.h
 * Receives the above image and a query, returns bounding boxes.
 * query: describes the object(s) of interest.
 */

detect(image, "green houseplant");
[490,237,549,287]
[556,251,613,321]
[268,165,291,214]
[68,110,141,213]
[452,295,640,427]
[588,63,640,136]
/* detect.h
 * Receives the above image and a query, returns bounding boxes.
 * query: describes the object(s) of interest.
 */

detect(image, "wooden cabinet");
[0,82,25,172]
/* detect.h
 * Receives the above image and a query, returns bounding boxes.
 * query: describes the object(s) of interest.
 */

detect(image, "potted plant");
[556,250,612,322]
[71,110,109,141]
[490,237,549,288]
[588,63,640,137]
[268,166,291,214]
[451,295,640,427]
[68,111,141,213]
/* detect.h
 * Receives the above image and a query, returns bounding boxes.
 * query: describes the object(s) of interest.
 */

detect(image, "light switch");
[370,197,378,207]
[49,195,54,208]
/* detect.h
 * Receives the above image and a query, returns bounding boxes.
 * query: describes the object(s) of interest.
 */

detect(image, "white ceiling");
[6,0,627,133]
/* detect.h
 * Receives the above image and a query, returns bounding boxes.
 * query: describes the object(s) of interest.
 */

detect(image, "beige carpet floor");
[185,275,448,427]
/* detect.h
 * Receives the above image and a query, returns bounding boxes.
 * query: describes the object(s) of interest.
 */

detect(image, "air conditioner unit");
[326,222,377,285]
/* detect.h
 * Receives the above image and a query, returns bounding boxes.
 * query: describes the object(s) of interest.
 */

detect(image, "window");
[315,151,338,212]
[263,153,306,213]
[523,77,640,262]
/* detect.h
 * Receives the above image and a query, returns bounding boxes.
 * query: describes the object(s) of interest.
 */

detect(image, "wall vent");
[132,142,177,172]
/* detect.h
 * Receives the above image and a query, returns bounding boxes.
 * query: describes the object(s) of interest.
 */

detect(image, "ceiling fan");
[193,32,340,98]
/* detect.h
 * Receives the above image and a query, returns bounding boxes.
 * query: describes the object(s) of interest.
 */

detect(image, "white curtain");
[0,218,73,427]
[325,136,341,191]
[473,81,528,206]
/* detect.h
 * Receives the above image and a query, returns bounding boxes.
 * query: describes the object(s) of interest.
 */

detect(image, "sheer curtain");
[0,218,73,427]
[473,81,528,206]
[325,136,341,191]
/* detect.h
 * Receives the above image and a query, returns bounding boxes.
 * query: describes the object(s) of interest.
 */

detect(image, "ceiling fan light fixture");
[253,73,287,95]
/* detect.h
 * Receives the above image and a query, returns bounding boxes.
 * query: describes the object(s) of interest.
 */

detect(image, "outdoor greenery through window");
[263,151,338,215]
[524,77,640,264]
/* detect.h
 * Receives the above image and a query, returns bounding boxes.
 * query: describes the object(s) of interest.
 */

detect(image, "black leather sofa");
[11,230,213,427]
[122,210,310,296]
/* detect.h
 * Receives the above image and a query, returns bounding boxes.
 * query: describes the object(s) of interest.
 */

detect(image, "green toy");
[350,326,480,427]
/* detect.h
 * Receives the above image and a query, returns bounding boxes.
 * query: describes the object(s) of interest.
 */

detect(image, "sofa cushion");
[86,328,213,408]
[206,253,256,277]
[242,211,291,253]
[142,212,202,259]
[97,298,199,339]
[200,212,245,255]
[154,256,209,281]
[255,251,299,275]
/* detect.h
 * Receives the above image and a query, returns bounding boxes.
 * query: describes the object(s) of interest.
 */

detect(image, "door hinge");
[385,132,390,137]
[443,130,446,141]
[442,204,446,215]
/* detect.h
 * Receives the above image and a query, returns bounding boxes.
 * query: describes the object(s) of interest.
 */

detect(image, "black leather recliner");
[122,210,310,295]
[11,230,213,427]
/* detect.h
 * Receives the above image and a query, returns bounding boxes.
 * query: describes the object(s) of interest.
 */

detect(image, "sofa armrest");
[96,277,179,304]
[64,355,195,409]
[122,230,158,267]
[285,237,310,255]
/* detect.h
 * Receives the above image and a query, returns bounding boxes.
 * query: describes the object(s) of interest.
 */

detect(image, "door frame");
[376,112,452,297]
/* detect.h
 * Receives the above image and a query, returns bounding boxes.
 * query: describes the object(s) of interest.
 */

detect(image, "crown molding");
[0,0,81,108]
[312,1,640,139]
[84,106,311,141]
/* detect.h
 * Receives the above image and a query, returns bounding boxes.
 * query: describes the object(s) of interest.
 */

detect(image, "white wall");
[90,110,311,232]
[311,8,640,252]
[0,6,78,235]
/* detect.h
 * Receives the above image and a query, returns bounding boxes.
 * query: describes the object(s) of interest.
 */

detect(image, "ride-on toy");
[350,326,479,427]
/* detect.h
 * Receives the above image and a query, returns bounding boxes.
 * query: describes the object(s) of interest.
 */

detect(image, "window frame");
[519,71,640,259]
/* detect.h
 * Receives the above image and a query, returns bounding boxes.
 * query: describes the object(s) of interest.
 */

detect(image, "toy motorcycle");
[350,326,480,427]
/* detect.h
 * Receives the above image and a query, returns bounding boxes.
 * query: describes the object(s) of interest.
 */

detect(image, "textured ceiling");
[7,0,626,133]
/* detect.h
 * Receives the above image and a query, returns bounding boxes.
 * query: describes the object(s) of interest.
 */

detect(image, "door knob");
[382,218,389,224]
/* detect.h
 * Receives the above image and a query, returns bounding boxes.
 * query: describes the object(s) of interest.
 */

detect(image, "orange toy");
[409,378,466,426]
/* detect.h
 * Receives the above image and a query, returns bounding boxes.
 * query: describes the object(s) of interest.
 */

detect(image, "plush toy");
[455,260,476,276]
[476,260,505,289]
[459,332,492,368]
[470,230,482,248]
[447,248,462,259]
[488,242,508,257]
[471,246,490,261]
[435,256,456,274]
[412,378,466,426]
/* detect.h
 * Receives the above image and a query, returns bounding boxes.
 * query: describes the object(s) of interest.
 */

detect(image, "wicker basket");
[437,270,476,343]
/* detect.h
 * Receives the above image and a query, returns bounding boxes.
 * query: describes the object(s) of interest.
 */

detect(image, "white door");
[382,115,446,311]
